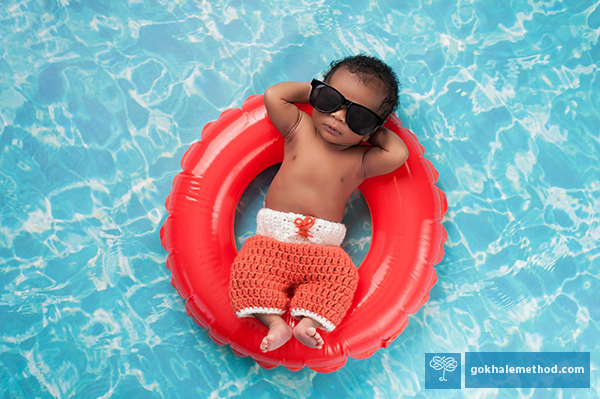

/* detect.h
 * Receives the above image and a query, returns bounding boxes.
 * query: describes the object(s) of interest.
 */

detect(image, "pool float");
[160,94,447,373]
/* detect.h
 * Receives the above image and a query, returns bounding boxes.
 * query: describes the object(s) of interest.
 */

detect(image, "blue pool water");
[1,0,599,397]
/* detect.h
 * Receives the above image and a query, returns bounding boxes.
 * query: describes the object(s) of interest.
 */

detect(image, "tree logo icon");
[429,355,458,381]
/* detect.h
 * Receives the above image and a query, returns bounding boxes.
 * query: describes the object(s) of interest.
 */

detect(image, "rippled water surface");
[1,0,599,397]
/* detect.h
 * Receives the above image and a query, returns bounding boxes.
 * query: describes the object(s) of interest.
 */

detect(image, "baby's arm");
[360,127,409,179]
[264,82,311,139]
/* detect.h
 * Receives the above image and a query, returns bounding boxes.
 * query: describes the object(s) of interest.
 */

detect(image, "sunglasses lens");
[348,106,379,136]
[310,80,382,136]
[311,85,343,112]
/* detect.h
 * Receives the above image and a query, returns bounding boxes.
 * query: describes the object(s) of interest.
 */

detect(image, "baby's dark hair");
[323,54,400,119]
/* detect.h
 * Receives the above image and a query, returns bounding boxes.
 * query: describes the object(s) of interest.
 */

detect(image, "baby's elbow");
[264,86,282,116]
[384,151,408,176]
[264,86,275,105]
[395,147,408,168]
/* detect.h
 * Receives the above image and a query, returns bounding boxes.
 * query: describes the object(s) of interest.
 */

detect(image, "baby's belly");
[264,183,348,223]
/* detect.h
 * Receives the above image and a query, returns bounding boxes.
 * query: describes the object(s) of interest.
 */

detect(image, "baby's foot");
[293,317,324,349]
[260,319,293,353]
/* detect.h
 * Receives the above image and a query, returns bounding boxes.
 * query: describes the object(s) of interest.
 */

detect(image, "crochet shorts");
[229,208,359,331]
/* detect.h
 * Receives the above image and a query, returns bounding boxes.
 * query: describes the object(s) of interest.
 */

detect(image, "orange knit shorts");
[229,208,359,331]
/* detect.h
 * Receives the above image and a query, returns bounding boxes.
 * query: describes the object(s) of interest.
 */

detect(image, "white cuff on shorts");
[236,307,285,318]
[291,308,336,332]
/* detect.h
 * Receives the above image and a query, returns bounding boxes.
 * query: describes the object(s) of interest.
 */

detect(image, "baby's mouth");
[324,124,340,135]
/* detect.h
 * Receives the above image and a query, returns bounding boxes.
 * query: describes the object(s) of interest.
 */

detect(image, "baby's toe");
[307,327,324,346]
[260,336,271,352]
[315,332,323,343]
[314,334,324,347]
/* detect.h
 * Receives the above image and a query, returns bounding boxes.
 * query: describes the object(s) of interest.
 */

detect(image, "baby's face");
[312,68,387,146]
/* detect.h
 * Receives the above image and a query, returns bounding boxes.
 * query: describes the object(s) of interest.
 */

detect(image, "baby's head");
[311,54,400,146]
[323,55,400,119]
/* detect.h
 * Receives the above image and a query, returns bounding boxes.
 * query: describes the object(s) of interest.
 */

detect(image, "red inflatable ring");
[160,95,448,373]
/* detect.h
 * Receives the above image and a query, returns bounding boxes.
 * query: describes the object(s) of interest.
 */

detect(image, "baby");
[229,54,408,352]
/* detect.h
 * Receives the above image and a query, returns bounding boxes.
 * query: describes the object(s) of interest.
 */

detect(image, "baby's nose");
[330,106,347,123]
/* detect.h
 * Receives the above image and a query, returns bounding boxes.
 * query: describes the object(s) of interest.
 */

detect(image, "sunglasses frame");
[309,79,385,136]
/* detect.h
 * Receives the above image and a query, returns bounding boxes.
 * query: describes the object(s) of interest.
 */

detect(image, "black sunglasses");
[309,79,384,136]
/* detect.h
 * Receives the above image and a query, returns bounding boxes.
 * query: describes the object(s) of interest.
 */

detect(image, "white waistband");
[256,208,346,246]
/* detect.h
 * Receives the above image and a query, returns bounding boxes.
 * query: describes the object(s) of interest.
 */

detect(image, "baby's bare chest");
[283,142,363,188]
[265,130,368,221]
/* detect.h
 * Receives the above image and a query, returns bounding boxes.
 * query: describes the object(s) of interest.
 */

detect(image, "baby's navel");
[292,155,297,160]
[340,177,344,183]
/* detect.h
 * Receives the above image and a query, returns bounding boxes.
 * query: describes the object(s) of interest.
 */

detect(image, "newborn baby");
[229,54,408,353]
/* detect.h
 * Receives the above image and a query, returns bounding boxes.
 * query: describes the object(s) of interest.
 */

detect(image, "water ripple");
[0,0,598,397]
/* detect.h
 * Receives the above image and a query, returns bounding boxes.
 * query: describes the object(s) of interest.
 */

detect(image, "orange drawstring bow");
[294,215,316,238]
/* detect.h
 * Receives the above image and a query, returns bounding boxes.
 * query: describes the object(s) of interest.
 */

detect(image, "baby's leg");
[293,317,324,349]
[230,236,296,352]
[255,313,293,353]
[288,245,360,349]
